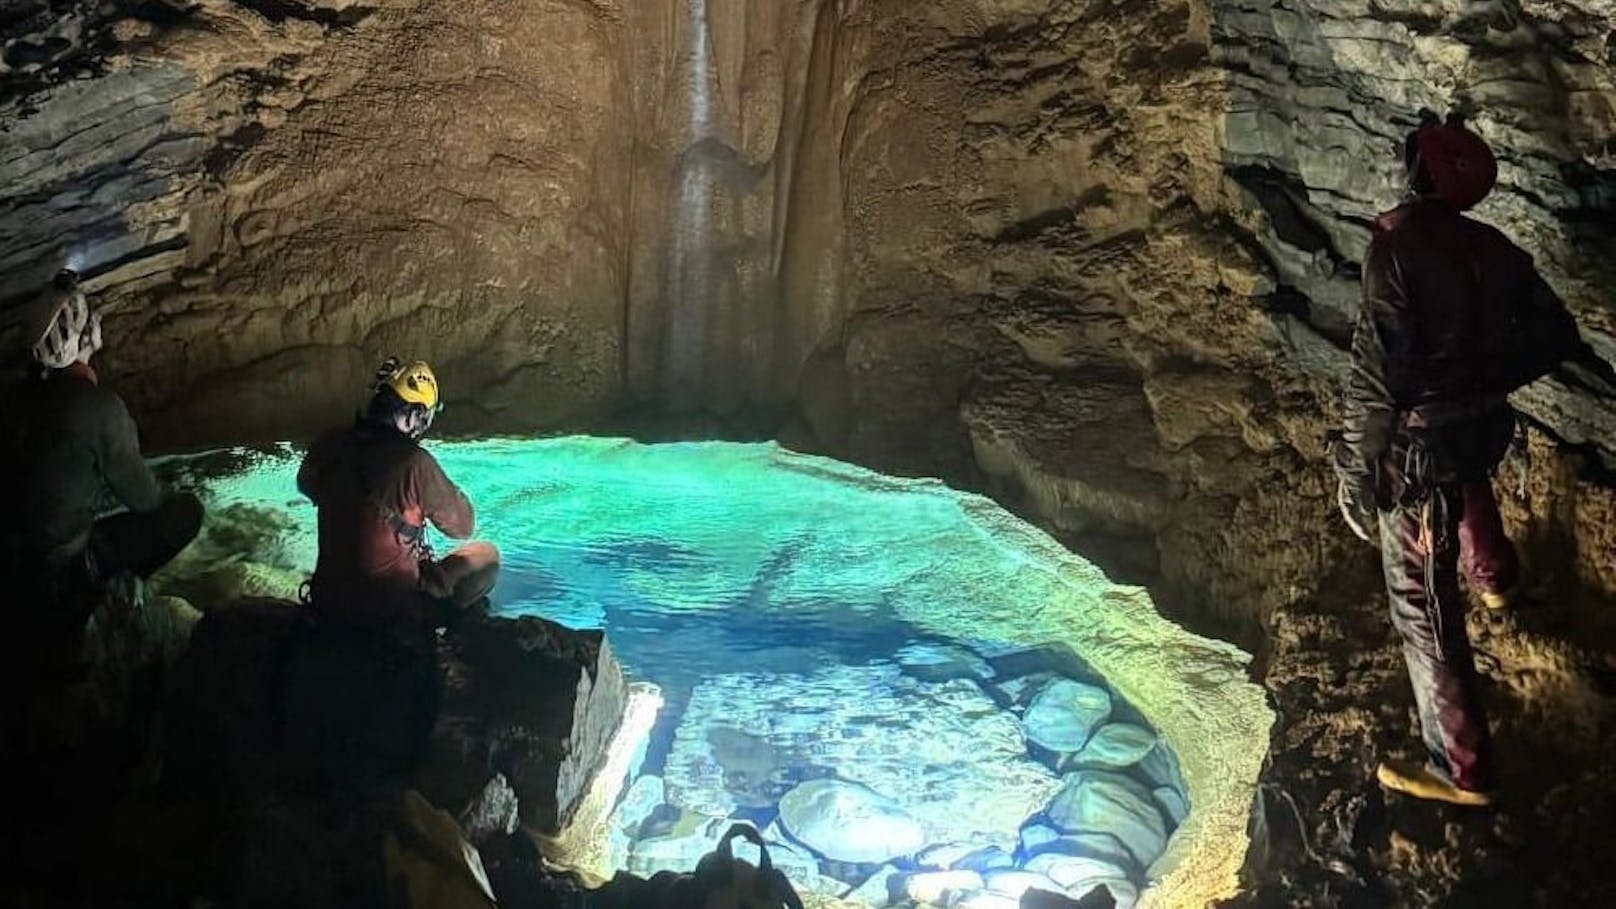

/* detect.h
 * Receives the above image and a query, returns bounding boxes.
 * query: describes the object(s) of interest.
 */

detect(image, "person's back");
[14,363,162,563]
[298,358,498,628]
[1367,200,1540,412]
[300,423,472,608]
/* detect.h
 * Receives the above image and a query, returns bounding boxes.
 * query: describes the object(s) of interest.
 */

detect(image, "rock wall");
[5,0,1616,901]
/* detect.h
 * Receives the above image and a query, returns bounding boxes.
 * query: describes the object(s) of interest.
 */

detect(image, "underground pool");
[158,436,1271,909]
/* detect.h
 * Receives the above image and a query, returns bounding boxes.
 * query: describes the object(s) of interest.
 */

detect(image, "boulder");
[627,814,844,897]
[421,614,627,835]
[843,864,904,906]
[162,598,307,800]
[992,672,1059,709]
[746,837,848,899]
[902,869,984,904]
[160,560,306,609]
[460,773,521,845]
[1072,724,1156,769]
[951,890,1022,909]
[1136,745,1187,795]
[954,845,1017,873]
[778,778,927,864]
[983,870,1065,899]
[1022,680,1112,753]
[665,664,1059,851]
[1153,786,1188,827]
[613,774,666,841]
[916,842,981,870]
[1022,855,1136,907]
[1045,772,1166,868]
[626,808,732,876]
[1020,883,1121,909]
[895,641,995,682]
[1024,830,1137,873]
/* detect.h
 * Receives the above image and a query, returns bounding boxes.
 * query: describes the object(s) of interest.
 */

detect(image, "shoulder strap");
[700,825,805,909]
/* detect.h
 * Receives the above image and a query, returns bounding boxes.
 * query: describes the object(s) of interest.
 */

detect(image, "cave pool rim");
[157,435,1273,908]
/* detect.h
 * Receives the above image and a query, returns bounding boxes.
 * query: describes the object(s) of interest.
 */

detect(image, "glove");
[1337,474,1379,544]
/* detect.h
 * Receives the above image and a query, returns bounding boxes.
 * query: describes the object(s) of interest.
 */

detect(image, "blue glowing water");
[170,437,1187,907]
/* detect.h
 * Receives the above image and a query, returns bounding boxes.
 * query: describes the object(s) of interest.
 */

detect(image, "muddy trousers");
[1378,483,1499,791]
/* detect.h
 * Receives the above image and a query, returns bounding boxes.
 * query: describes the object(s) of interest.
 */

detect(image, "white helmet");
[26,270,102,369]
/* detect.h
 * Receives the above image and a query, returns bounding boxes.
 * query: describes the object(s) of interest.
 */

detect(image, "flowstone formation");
[171,436,1273,908]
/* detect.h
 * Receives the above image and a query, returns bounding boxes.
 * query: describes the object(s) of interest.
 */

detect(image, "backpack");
[592,824,806,909]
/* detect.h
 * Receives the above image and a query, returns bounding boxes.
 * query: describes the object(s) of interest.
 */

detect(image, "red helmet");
[1413,122,1497,210]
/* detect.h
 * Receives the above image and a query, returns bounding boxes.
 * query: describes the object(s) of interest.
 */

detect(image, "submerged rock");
[665,664,1059,851]
[1073,723,1156,769]
[615,774,666,839]
[954,845,1016,873]
[843,864,904,906]
[1137,745,1188,795]
[901,869,984,904]
[777,778,926,863]
[983,869,1065,899]
[895,641,995,682]
[1023,680,1112,752]
[950,889,1021,909]
[1025,830,1138,873]
[1153,786,1188,827]
[1022,854,1136,907]
[992,672,1059,708]
[1046,771,1166,868]
[627,808,731,875]
[605,773,665,871]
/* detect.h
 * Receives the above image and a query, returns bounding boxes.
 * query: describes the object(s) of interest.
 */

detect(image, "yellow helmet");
[375,357,440,411]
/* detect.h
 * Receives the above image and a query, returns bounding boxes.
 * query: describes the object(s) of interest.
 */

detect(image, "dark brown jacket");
[297,423,473,612]
[1341,199,1573,483]
[9,363,162,562]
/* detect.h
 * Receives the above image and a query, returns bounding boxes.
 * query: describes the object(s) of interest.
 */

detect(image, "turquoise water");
[170,437,1188,908]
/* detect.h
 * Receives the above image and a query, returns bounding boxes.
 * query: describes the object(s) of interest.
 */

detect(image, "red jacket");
[297,423,473,615]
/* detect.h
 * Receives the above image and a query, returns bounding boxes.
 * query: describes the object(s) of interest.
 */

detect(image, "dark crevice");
[227,0,373,27]
[1229,165,1335,255]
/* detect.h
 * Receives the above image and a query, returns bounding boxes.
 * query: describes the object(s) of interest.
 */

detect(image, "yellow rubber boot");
[1376,760,1494,807]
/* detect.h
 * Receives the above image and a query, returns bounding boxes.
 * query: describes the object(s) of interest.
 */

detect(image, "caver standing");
[1333,111,1616,805]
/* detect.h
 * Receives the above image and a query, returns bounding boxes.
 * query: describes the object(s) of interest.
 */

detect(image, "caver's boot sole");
[1376,760,1495,807]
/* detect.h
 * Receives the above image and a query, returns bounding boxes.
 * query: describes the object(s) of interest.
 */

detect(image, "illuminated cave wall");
[7,0,1616,902]
[6,1,1612,625]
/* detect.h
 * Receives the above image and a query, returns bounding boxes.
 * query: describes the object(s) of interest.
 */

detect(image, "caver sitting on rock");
[1,268,204,678]
[297,356,500,629]
[1332,111,1616,806]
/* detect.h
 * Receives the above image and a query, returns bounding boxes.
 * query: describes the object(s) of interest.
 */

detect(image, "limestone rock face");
[7,0,1616,904]
[422,614,627,835]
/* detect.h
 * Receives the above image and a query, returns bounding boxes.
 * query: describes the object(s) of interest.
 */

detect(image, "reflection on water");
[176,438,1190,909]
